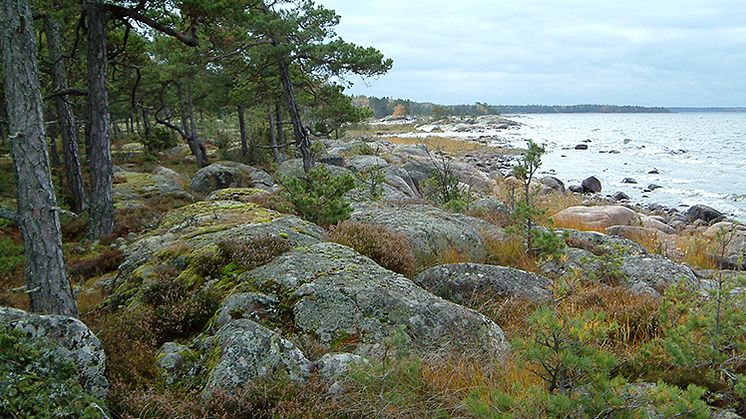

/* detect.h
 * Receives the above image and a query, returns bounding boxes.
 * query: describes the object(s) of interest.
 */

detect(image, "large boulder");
[553,206,641,231]
[540,176,566,195]
[560,228,647,256]
[686,204,723,224]
[0,307,109,398]
[703,222,746,269]
[110,200,325,302]
[581,176,602,193]
[205,319,311,396]
[241,242,510,358]
[414,263,552,304]
[277,158,352,179]
[350,203,506,267]
[620,254,698,295]
[189,161,276,195]
[113,165,193,209]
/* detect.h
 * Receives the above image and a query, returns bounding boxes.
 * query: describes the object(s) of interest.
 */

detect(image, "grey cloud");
[321,0,746,106]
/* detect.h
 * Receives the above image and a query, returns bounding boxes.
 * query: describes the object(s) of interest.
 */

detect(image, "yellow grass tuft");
[385,135,518,155]
[438,246,472,265]
[484,236,539,273]
[550,214,607,233]
[676,233,718,270]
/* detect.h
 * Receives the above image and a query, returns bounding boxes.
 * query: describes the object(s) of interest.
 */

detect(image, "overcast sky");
[318,0,746,107]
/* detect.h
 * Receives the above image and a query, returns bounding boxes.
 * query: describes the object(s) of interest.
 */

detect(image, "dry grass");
[385,135,489,154]
[484,236,539,273]
[550,214,607,233]
[560,284,662,354]
[438,246,472,265]
[677,233,718,270]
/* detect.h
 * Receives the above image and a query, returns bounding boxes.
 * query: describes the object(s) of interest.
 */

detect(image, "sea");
[500,113,746,220]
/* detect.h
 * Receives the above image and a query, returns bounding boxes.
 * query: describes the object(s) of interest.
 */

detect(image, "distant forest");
[354,96,671,118]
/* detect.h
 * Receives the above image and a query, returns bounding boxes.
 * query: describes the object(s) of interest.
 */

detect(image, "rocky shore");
[2,118,745,417]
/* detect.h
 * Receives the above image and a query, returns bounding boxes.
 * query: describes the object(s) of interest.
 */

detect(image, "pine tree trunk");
[177,83,207,166]
[275,103,285,154]
[142,107,152,141]
[0,0,78,317]
[268,104,284,164]
[277,58,313,172]
[86,0,114,239]
[238,105,250,160]
[44,17,86,213]
[112,119,121,139]
[187,84,208,166]
[48,118,61,167]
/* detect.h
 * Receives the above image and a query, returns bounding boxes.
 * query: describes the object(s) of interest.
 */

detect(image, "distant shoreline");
[356,96,746,117]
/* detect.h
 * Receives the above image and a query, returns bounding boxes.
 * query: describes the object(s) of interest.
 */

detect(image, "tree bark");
[44,17,87,213]
[48,118,61,167]
[275,103,285,154]
[276,57,314,172]
[141,107,152,141]
[187,84,207,165]
[86,0,114,239]
[268,104,284,164]
[238,105,249,160]
[0,0,78,317]
[177,83,207,166]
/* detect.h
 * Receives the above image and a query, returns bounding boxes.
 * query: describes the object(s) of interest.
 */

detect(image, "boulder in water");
[686,204,723,224]
[581,176,602,193]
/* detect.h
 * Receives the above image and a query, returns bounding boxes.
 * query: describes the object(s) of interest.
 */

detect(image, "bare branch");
[106,4,199,47]
[44,88,87,100]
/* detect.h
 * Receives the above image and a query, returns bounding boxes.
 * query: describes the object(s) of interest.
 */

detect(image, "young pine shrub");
[280,166,356,227]
[329,221,415,277]
[639,277,746,413]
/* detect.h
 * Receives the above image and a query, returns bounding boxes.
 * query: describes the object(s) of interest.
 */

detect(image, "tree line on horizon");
[356,95,671,119]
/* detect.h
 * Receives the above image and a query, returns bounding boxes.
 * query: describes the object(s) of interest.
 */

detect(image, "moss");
[202,339,224,380]
[176,267,205,289]
[214,263,247,296]
[157,201,280,232]
[187,244,225,278]
[207,188,267,202]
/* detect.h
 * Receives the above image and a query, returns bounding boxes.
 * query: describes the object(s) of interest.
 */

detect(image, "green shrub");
[0,327,104,417]
[329,221,415,277]
[512,140,546,253]
[142,126,179,152]
[465,304,709,417]
[359,165,386,200]
[638,276,746,410]
[422,166,470,211]
[531,228,567,262]
[280,166,356,227]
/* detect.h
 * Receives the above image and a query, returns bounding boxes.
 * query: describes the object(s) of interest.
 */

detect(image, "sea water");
[501,113,746,219]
